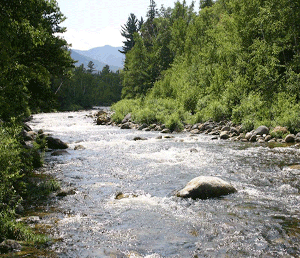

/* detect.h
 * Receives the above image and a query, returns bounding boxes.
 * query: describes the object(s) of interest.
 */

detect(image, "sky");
[55,0,199,50]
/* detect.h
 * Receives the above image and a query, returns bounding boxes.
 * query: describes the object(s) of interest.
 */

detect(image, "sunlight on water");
[29,110,300,257]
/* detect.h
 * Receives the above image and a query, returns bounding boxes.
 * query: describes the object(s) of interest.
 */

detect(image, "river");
[28,110,300,258]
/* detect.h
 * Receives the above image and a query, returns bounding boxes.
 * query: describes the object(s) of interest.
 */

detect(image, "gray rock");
[220,131,230,140]
[230,127,239,136]
[120,122,131,129]
[254,125,269,136]
[245,132,253,140]
[74,145,85,150]
[249,134,257,142]
[295,137,300,143]
[264,135,272,142]
[122,113,132,124]
[51,150,69,156]
[25,216,40,224]
[285,134,296,143]
[296,132,300,138]
[138,123,148,130]
[190,148,198,153]
[190,129,200,134]
[133,136,147,141]
[176,176,237,200]
[24,130,36,141]
[46,136,68,149]
[57,188,76,197]
[161,128,171,134]
[221,126,230,131]
[0,240,21,254]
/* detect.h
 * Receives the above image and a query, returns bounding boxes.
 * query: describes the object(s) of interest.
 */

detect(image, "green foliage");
[0,0,74,120]
[111,0,300,134]
[53,64,122,110]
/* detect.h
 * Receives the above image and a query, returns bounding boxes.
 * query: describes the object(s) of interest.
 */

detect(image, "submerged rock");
[74,145,85,150]
[176,176,237,200]
[0,240,21,254]
[56,188,76,197]
[133,136,147,141]
[51,150,69,156]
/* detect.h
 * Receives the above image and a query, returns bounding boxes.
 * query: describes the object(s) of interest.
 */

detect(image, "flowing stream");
[28,110,300,258]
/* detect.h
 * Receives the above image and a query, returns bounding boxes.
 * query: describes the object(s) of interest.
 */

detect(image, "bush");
[111,99,141,123]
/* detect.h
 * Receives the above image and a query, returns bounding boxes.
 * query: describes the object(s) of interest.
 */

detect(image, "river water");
[28,110,300,258]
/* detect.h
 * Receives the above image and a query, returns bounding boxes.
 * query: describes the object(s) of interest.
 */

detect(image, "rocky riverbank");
[95,110,300,146]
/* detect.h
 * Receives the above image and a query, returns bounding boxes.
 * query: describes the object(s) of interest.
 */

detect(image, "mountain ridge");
[70,45,124,72]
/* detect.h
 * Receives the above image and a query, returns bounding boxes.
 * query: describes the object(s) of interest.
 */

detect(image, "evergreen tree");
[200,0,214,9]
[120,13,142,54]
[87,61,96,74]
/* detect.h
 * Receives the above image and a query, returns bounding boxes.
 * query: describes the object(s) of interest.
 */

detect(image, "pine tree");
[120,13,142,54]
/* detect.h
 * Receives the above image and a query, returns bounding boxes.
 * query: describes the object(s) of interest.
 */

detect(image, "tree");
[87,61,96,74]
[200,0,214,9]
[120,13,143,54]
[0,0,74,119]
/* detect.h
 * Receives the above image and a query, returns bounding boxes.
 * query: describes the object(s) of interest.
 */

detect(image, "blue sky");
[56,0,199,50]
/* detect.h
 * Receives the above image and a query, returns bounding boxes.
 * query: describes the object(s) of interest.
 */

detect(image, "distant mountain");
[71,45,124,72]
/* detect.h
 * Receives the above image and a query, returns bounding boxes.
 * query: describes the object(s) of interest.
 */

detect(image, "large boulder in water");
[46,136,68,149]
[176,176,237,200]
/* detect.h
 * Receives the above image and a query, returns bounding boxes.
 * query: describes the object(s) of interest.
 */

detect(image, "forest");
[52,62,122,111]
[113,0,300,133]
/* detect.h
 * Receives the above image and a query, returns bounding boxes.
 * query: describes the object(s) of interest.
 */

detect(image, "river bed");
[28,110,300,257]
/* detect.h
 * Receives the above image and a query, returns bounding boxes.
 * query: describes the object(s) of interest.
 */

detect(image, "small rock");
[264,135,272,142]
[220,131,230,140]
[133,137,147,141]
[56,188,76,197]
[156,136,163,139]
[120,123,131,129]
[25,216,40,224]
[74,145,85,150]
[190,129,200,134]
[285,134,296,143]
[0,240,21,254]
[176,176,237,200]
[138,123,148,130]
[190,148,198,153]
[211,136,218,140]
[51,150,69,156]
[161,128,170,134]
[245,132,253,140]
[115,192,138,200]
[221,126,230,131]
[164,135,174,139]
[249,134,257,142]
[122,113,132,124]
